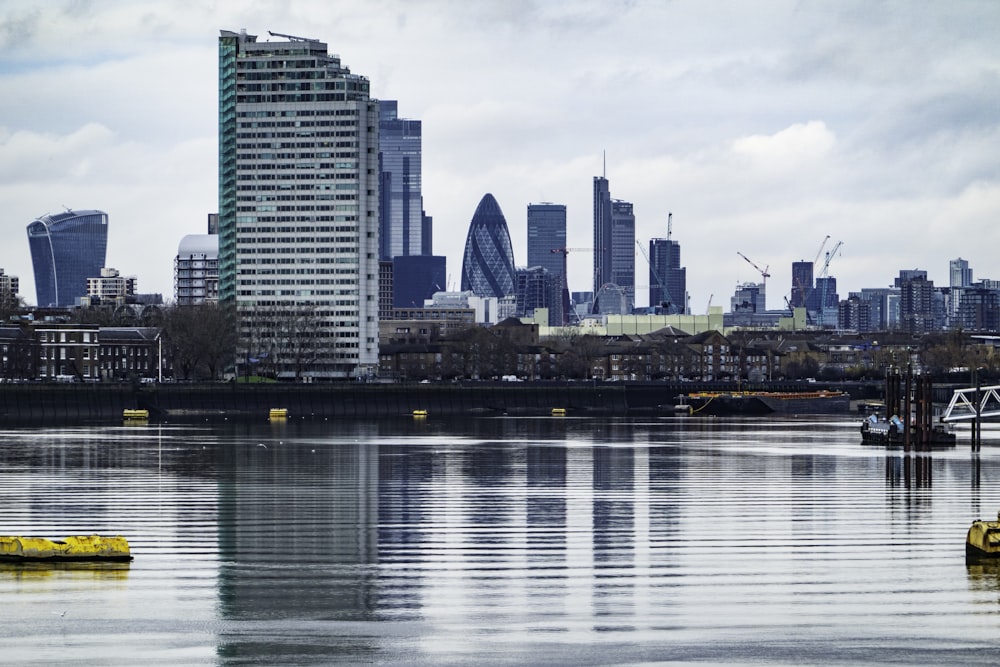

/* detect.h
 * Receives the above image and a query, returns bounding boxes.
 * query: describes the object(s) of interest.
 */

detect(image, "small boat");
[0,535,132,562]
[967,514,1000,563]
[860,414,956,446]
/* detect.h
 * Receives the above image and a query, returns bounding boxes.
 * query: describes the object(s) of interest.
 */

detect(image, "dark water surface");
[2,416,1000,665]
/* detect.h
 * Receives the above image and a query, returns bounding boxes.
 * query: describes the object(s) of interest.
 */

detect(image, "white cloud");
[731,121,836,167]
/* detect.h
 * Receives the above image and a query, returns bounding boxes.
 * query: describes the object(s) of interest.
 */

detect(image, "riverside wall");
[0,380,897,424]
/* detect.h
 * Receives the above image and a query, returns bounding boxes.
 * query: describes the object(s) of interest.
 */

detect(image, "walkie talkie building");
[26,209,108,307]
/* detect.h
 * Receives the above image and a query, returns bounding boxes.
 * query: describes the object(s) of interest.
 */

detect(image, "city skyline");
[1,2,998,311]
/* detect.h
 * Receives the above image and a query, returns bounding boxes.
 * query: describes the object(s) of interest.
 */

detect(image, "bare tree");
[162,303,239,381]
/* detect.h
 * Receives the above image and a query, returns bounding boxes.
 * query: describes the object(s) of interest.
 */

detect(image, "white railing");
[942,384,1000,422]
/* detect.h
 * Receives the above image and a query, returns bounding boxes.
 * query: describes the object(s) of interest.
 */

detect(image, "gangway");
[941,384,1000,422]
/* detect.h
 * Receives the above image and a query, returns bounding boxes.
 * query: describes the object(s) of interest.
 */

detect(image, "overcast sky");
[2,0,998,311]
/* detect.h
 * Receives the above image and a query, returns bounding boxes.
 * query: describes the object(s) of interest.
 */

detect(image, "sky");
[1,0,998,312]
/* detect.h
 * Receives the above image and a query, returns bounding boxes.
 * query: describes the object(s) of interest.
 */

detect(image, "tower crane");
[737,252,770,309]
[816,240,844,328]
[550,248,592,325]
[819,240,843,278]
[813,235,831,266]
[636,240,672,311]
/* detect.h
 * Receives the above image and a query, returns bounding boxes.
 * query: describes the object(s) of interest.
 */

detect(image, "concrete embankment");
[0,380,887,424]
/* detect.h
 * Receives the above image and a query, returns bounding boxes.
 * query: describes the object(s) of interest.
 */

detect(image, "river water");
[1,415,999,665]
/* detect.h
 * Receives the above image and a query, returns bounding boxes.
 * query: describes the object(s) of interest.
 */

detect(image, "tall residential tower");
[218,29,379,379]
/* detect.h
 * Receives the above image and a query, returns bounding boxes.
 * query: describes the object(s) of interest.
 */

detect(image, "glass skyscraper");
[218,29,380,379]
[610,200,635,313]
[526,203,566,276]
[592,176,612,296]
[379,100,428,260]
[649,236,686,314]
[527,203,567,324]
[461,193,516,298]
[26,209,108,307]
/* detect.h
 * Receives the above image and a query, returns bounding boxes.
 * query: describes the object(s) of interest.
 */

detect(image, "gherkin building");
[461,193,516,298]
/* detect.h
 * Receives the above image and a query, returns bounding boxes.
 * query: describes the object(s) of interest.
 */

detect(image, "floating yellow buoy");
[551,408,566,416]
[123,409,149,420]
[269,408,289,420]
[413,409,428,418]
[967,512,1000,563]
[0,535,132,562]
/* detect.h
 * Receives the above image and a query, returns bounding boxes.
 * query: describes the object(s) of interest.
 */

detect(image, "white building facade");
[218,29,380,379]
[174,234,219,305]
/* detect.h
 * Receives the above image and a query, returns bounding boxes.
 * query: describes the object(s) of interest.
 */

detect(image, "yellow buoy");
[413,409,428,418]
[269,408,289,420]
[0,535,132,562]
[123,409,149,420]
[551,408,566,416]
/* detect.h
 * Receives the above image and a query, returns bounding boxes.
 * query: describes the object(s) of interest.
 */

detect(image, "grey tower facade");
[649,237,686,313]
[379,100,429,260]
[526,203,566,277]
[26,209,108,307]
[218,29,380,379]
[610,200,635,313]
[461,194,516,298]
[592,176,612,296]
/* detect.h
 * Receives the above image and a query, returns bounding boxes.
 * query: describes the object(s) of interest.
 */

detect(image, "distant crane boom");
[813,235,831,265]
[737,252,770,310]
[736,252,770,281]
[819,240,843,277]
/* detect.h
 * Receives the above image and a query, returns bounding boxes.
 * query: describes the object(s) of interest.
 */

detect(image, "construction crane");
[636,240,672,311]
[813,235,831,265]
[815,241,844,328]
[550,248,592,325]
[818,240,843,278]
[736,252,770,304]
[706,294,713,314]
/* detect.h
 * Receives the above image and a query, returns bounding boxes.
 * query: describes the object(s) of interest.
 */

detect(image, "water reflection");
[4,417,1000,665]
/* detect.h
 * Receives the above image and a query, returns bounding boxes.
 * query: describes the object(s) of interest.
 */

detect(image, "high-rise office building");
[218,29,380,379]
[610,200,635,313]
[648,217,687,314]
[461,193,516,299]
[592,176,612,296]
[514,266,562,325]
[379,100,429,260]
[592,170,634,315]
[26,209,108,307]
[526,204,566,277]
[790,261,813,309]
[527,203,568,324]
[950,258,973,288]
[898,270,934,334]
[175,234,219,305]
